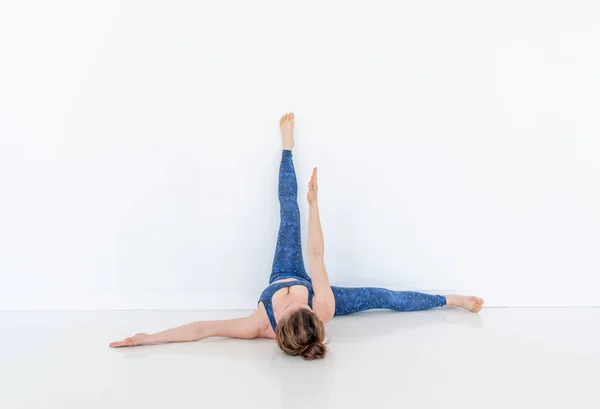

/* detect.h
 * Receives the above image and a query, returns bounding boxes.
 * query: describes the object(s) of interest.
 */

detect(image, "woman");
[110,113,484,360]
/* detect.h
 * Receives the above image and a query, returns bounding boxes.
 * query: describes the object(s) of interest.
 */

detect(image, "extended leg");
[331,286,447,316]
[269,114,311,284]
[331,287,484,315]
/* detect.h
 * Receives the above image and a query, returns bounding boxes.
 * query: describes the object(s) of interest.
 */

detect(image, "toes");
[468,299,481,312]
[474,298,484,310]
[280,112,295,124]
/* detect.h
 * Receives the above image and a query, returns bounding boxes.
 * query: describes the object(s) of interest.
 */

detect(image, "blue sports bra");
[258,279,314,331]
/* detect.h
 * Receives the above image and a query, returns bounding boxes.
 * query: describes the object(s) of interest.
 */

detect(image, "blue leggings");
[269,150,446,315]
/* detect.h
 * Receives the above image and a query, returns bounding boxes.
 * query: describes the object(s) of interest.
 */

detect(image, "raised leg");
[269,113,311,284]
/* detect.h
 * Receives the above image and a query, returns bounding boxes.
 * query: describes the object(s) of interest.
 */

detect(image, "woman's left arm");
[109,313,263,347]
[306,168,335,322]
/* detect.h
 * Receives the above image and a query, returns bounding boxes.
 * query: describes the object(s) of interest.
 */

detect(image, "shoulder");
[253,304,276,339]
[311,295,335,324]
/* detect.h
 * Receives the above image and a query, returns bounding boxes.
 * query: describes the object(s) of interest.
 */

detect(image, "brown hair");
[275,308,327,360]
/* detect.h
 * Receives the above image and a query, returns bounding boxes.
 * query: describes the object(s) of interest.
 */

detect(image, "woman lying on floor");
[110,113,484,360]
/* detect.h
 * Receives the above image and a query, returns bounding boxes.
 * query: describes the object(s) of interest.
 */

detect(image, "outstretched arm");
[306,168,335,322]
[109,313,262,348]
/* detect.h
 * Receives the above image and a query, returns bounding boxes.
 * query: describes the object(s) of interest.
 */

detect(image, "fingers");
[110,341,136,348]
[109,337,137,348]
[307,168,319,197]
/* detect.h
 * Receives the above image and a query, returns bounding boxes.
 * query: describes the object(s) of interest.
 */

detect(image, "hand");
[307,167,318,204]
[109,333,150,348]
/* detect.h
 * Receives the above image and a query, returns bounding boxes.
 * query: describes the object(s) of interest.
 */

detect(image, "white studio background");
[1,0,599,309]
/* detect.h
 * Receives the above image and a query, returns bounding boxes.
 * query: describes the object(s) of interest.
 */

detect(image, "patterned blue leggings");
[269,150,446,316]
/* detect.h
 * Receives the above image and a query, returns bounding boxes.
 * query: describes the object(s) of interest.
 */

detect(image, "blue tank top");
[258,279,314,331]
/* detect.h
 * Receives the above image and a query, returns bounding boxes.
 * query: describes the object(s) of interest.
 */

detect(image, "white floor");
[0,308,598,409]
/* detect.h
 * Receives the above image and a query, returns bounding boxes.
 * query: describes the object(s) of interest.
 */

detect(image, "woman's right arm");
[306,168,336,322]
[109,313,263,347]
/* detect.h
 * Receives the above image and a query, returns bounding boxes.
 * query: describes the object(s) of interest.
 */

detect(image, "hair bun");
[300,342,327,360]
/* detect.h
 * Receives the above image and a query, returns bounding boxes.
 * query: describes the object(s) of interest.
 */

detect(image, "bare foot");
[280,112,295,150]
[445,295,484,313]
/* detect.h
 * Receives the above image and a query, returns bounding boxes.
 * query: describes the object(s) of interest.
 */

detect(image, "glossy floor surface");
[1,308,598,409]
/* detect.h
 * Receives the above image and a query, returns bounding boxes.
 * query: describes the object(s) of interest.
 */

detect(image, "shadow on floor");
[111,309,483,408]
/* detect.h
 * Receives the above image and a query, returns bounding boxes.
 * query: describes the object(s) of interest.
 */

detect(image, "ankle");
[445,295,460,307]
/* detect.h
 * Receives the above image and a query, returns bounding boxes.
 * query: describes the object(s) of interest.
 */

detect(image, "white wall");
[1,0,599,309]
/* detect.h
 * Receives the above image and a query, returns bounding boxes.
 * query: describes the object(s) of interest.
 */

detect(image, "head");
[276,307,327,360]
